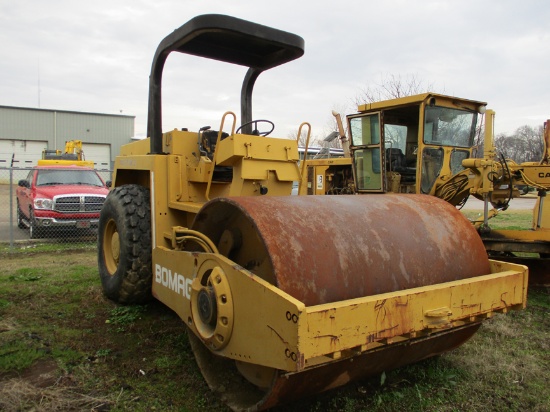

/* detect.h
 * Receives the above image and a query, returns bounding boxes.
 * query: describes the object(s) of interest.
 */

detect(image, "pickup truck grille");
[53,195,107,213]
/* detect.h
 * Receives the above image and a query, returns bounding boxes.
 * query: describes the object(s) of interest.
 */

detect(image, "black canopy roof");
[147,14,305,153]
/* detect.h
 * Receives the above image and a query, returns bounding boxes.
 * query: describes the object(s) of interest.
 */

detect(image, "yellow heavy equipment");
[300,93,550,286]
[38,139,94,167]
[98,15,528,411]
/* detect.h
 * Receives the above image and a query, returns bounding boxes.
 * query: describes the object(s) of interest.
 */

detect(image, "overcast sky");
[1,0,549,141]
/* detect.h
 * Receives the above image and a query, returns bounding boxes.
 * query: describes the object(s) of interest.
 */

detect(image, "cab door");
[348,112,384,192]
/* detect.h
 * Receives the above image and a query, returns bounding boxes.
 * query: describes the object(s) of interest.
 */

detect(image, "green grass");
[0,244,548,412]
[0,340,45,371]
[0,241,95,254]
[461,210,534,230]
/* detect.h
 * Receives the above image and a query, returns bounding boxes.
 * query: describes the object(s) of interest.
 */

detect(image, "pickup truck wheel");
[16,200,26,229]
[98,184,152,304]
[29,209,42,239]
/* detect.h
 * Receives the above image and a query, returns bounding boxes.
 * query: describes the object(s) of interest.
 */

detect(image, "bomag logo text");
[155,264,192,300]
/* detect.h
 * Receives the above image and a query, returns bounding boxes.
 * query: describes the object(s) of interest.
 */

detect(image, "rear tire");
[98,184,152,304]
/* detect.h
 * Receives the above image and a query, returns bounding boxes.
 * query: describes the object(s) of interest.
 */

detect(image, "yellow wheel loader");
[98,15,528,411]
[300,94,550,287]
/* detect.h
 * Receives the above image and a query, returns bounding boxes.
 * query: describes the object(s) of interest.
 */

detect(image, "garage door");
[81,143,111,170]
[0,139,47,168]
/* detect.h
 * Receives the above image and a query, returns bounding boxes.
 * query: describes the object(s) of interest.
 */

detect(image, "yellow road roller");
[98,14,528,411]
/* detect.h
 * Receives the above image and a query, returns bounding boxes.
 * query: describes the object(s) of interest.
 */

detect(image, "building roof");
[0,105,135,119]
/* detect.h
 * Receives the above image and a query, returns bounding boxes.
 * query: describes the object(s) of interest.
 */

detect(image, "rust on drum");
[190,194,491,411]
[193,194,490,306]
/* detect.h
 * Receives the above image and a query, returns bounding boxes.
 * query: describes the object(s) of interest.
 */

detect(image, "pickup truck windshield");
[36,169,104,187]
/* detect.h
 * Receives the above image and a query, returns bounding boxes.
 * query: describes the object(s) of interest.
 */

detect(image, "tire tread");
[98,184,152,304]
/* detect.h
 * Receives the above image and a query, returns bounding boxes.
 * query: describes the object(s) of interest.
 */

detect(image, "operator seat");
[386,148,416,183]
[202,130,233,182]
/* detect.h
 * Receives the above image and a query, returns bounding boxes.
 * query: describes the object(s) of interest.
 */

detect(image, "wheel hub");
[191,263,234,351]
[197,287,217,326]
[111,231,120,262]
[103,219,120,275]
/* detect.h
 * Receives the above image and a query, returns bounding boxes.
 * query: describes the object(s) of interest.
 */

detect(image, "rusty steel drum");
[190,194,490,411]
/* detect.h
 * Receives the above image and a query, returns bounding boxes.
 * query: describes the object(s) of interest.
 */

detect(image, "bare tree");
[494,125,544,163]
[316,74,440,152]
[287,129,317,146]
[349,74,441,153]
[288,127,341,149]
[355,73,438,105]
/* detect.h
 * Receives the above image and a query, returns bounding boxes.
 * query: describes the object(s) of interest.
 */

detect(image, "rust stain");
[377,325,399,335]
[500,292,509,307]
[192,195,490,306]
[374,299,387,311]
[458,302,480,310]
[266,325,289,345]
[365,324,400,343]
[314,334,340,340]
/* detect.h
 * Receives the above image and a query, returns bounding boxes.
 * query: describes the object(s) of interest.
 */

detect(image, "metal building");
[0,105,135,170]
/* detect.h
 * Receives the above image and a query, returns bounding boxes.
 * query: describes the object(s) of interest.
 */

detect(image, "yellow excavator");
[300,94,550,287]
[38,139,94,167]
[97,15,528,411]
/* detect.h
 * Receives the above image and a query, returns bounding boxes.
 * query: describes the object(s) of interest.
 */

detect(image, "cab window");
[424,106,478,148]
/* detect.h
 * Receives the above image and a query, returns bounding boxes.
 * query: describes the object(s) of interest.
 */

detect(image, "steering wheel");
[235,120,275,136]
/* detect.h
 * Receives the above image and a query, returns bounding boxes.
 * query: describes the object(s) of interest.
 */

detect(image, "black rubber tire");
[98,184,152,304]
[16,200,26,229]
[29,209,42,239]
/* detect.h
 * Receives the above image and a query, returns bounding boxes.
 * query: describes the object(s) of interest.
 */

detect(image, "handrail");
[205,111,237,201]
[297,122,311,195]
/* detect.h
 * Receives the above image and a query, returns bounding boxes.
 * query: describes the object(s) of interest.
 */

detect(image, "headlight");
[34,198,53,210]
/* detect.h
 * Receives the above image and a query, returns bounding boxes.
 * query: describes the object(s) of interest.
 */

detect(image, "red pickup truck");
[16,165,110,238]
